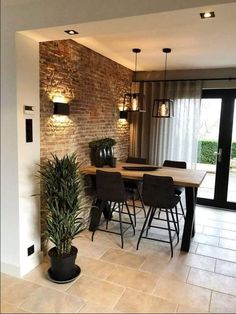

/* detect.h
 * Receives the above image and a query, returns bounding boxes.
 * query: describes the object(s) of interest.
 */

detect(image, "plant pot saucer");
[47,265,81,284]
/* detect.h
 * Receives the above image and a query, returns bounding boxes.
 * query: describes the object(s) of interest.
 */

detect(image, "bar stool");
[92,170,135,249]
[136,174,180,257]
[163,160,187,219]
[124,156,147,225]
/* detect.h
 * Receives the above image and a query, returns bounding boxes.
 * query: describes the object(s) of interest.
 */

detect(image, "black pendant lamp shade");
[120,48,145,119]
[152,48,174,118]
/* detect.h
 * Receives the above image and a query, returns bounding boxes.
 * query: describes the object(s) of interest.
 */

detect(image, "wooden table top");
[81,162,206,188]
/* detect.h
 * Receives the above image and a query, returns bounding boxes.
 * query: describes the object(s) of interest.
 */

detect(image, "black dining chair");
[163,160,187,220]
[136,174,180,257]
[92,170,135,249]
[124,156,147,225]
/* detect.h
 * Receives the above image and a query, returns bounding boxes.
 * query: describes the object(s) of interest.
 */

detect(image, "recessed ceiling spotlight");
[64,30,79,35]
[200,11,215,19]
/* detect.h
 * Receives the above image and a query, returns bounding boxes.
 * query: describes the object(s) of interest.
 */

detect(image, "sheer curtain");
[130,80,202,168]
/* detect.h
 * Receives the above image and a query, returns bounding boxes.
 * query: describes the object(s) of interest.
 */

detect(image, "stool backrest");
[142,174,176,208]
[96,170,126,202]
[126,157,147,164]
[163,160,186,169]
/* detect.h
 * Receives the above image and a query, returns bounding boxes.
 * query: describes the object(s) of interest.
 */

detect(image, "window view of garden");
[197,99,236,202]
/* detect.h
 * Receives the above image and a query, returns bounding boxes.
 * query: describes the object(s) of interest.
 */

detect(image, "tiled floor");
[1,205,236,313]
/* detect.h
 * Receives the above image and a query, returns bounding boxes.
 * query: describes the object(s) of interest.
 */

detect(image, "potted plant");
[39,153,90,283]
[89,137,116,167]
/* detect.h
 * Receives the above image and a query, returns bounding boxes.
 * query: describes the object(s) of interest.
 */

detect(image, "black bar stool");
[92,170,135,249]
[136,174,180,257]
[124,156,147,225]
[163,160,187,220]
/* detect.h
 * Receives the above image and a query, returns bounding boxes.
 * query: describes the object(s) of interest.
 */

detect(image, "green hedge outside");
[197,140,236,164]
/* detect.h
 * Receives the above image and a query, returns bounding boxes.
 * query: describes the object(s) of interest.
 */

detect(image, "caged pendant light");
[120,48,146,119]
[152,48,174,118]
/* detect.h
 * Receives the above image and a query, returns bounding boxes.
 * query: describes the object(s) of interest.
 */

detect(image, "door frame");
[197,89,236,210]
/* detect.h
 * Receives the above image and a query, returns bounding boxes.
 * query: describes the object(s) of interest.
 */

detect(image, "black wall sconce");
[53,102,70,115]
[119,110,128,119]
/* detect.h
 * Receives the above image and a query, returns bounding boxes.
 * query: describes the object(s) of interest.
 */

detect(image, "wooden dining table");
[82,162,206,252]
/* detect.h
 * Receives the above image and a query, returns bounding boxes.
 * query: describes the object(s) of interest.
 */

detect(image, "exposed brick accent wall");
[40,39,132,164]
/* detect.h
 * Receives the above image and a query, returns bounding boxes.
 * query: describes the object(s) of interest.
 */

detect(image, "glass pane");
[197,98,222,199]
[227,100,236,203]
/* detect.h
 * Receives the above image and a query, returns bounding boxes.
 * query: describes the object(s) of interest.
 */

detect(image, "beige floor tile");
[20,286,84,313]
[153,277,211,311]
[195,224,204,233]
[187,268,236,296]
[215,259,236,278]
[193,233,219,246]
[100,248,146,269]
[199,218,236,232]
[2,279,41,307]
[177,304,208,313]
[76,256,115,280]
[1,301,29,313]
[203,226,221,237]
[106,265,158,293]
[72,237,110,259]
[67,275,124,308]
[78,302,118,313]
[197,207,236,224]
[80,229,133,250]
[220,229,236,240]
[210,291,236,313]
[140,254,190,283]
[1,273,22,288]
[114,288,177,313]
[173,252,216,272]
[188,241,199,253]
[219,238,236,251]
[160,262,190,282]
[23,261,77,291]
[197,244,236,262]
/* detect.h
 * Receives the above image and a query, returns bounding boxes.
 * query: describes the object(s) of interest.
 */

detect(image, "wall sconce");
[52,95,70,115]
[119,110,128,119]
[152,48,174,118]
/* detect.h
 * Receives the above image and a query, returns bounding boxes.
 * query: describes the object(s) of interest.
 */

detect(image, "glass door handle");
[214,148,222,162]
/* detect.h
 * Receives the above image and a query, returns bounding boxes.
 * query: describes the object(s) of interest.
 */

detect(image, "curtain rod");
[136,77,236,83]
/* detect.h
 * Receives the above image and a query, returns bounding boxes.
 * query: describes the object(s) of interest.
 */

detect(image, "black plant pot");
[48,246,80,283]
[105,146,114,165]
[94,147,106,167]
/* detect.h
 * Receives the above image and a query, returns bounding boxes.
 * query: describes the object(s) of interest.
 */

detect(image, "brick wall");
[40,39,132,164]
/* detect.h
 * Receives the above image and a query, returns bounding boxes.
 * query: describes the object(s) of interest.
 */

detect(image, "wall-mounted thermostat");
[24,105,35,115]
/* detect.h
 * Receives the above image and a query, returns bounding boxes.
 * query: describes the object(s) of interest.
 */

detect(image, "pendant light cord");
[163,52,168,99]
[134,51,137,82]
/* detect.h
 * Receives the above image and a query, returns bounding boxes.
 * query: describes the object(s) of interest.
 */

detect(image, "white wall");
[16,34,41,276]
[1,0,236,276]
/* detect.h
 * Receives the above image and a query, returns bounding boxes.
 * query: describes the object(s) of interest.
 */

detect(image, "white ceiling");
[21,1,236,71]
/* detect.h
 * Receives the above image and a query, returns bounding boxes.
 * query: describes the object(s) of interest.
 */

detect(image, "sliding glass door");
[197,89,236,210]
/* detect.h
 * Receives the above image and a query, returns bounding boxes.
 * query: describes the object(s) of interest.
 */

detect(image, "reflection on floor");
[1,205,236,313]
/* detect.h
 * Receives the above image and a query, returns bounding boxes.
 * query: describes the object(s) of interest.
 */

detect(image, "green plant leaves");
[39,153,90,256]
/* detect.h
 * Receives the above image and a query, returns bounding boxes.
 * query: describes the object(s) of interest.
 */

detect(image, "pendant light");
[152,48,174,118]
[119,48,145,119]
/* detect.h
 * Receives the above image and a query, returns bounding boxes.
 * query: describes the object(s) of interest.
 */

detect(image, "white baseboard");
[1,251,43,278]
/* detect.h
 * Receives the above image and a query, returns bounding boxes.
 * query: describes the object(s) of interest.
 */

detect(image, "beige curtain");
[129,80,202,167]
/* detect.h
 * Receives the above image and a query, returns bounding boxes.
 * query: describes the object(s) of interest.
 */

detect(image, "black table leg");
[181,186,197,252]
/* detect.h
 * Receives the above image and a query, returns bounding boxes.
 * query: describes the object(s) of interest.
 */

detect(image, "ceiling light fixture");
[200,11,215,19]
[152,48,174,118]
[120,48,146,119]
[64,30,79,35]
